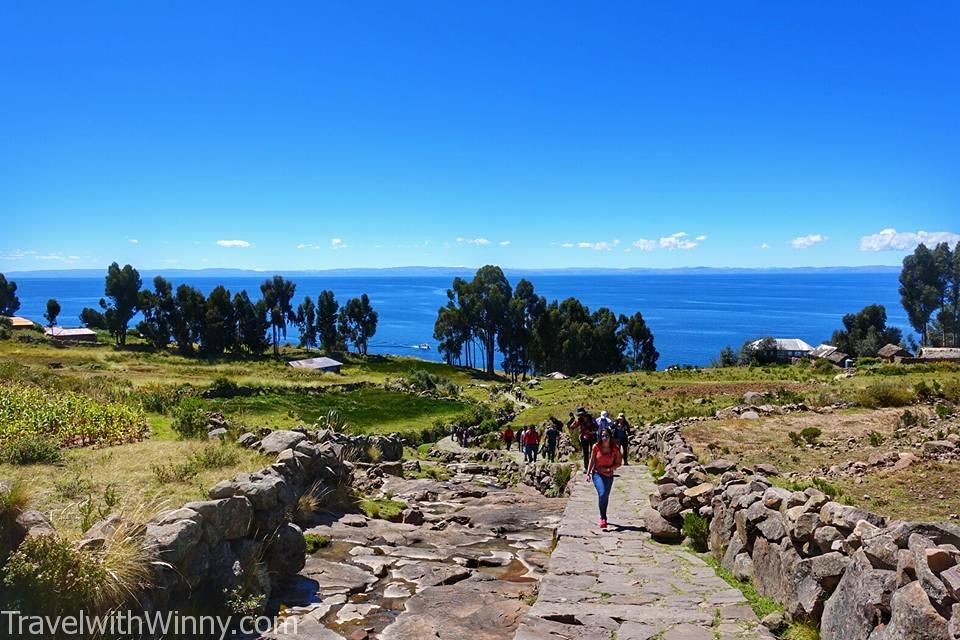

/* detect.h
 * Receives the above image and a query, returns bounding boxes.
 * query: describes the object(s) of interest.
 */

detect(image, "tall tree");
[619,311,658,371]
[202,285,237,356]
[172,284,206,355]
[339,293,378,355]
[469,266,512,375]
[234,291,270,355]
[86,262,142,346]
[0,274,20,316]
[899,244,947,346]
[830,304,902,357]
[296,296,318,351]
[137,276,176,350]
[260,276,297,355]
[315,290,341,352]
[44,299,61,327]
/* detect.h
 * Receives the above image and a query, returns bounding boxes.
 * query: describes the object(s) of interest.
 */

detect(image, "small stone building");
[877,343,911,362]
[288,356,344,373]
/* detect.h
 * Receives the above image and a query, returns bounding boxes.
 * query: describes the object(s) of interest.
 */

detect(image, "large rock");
[922,440,956,456]
[642,507,682,542]
[820,550,896,640]
[704,459,735,474]
[880,581,949,639]
[819,502,885,531]
[266,523,307,580]
[15,510,58,540]
[145,511,203,565]
[258,430,308,456]
[908,533,952,611]
[184,496,253,542]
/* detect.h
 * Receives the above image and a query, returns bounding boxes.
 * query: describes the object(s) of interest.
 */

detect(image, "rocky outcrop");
[634,422,960,639]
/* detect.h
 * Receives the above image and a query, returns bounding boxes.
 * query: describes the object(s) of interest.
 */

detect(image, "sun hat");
[617,412,625,419]
[600,411,609,419]
[576,407,586,416]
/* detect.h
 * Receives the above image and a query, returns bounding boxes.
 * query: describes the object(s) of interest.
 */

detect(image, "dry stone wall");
[634,424,960,639]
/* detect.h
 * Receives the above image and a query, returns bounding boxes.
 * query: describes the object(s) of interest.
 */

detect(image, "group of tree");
[433,265,658,378]
[830,304,902,357]
[0,273,21,316]
[899,242,960,347]
[77,263,377,357]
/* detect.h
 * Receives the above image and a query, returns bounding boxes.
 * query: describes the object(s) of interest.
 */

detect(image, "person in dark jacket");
[574,407,596,472]
[614,412,631,464]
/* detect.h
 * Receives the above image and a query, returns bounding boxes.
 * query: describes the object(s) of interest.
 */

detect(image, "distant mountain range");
[6,265,901,279]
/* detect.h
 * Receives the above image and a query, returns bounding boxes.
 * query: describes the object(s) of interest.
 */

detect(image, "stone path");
[516,465,776,640]
[436,434,527,463]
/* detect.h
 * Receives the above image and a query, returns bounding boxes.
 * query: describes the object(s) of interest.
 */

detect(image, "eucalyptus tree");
[260,275,297,355]
[339,293,378,355]
[0,274,21,316]
[296,295,318,351]
[315,290,341,352]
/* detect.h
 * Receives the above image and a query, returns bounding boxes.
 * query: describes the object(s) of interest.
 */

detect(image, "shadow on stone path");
[516,465,776,640]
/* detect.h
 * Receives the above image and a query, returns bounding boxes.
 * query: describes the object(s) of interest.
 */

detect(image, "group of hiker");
[500,422,561,463]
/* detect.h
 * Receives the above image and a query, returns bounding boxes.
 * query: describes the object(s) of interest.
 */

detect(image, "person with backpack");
[614,412,631,464]
[586,426,623,529]
[543,421,560,462]
[502,425,515,451]
[574,407,596,472]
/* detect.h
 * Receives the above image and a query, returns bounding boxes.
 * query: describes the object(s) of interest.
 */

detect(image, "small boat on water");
[413,343,430,350]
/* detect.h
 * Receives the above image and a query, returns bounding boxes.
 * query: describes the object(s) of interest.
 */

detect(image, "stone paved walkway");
[515,465,776,640]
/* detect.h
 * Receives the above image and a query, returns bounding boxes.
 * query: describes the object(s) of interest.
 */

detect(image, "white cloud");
[760,243,770,249]
[499,240,511,246]
[859,228,960,252]
[129,239,139,245]
[331,238,347,250]
[571,239,620,251]
[561,242,574,248]
[0,249,37,260]
[632,239,657,252]
[659,232,699,250]
[456,237,490,246]
[789,234,828,249]
[216,239,251,248]
[695,235,707,242]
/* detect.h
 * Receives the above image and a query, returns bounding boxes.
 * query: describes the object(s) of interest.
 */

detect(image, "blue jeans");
[592,472,615,520]
[524,444,537,462]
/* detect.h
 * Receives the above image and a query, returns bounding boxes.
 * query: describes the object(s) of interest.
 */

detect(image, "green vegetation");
[858,383,916,408]
[0,433,63,465]
[899,241,959,348]
[830,304,902,358]
[304,533,332,553]
[359,497,407,521]
[682,513,709,552]
[151,442,243,483]
[647,456,665,479]
[702,554,781,618]
[171,396,209,438]
[0,384,148,448]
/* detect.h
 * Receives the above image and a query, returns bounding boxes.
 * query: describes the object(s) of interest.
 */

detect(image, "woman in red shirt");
[586,427,623,529]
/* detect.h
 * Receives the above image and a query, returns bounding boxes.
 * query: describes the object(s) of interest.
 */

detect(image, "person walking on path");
[586,427,623,529]
[543,422,559,462]
[574,407,597,472]
[522,425,541,463]
[502,426,515,451]
[596,410,613,431]
[614,412,631,464]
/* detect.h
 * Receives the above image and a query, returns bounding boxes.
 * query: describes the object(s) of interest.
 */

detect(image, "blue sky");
[2,1,958,272]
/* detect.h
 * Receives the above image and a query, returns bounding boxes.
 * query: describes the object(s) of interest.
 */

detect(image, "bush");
[172,396,209,438]
[900,410,919,427]
[867,431,885,446]
[858,384,916,409]
[3,522,155,616]
[1,481,30,557]
[647,456,665,479]
[682,513,709,552]
[207,376,240,398]
[152,442,240,483]
[0,433,63,465]
[788,431,802,447]
[139,383,192,415]
[552,465,572,495]
[799,427,821,444]
[936,403,954,419]
[304,533,331,553]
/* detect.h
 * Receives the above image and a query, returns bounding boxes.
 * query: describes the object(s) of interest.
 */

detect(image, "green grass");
[359,498,407,521]
[304,533,331,553]
[206,387,469,434]
[702,554,782,619]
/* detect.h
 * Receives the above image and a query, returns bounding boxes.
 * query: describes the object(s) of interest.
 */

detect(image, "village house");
[44,326,97,342]
[877,343,912,362]
[2,316,36,329]
[288,356,344,373]
[750,337,814,363]
[810,343,851,367]
[917,347,960,363]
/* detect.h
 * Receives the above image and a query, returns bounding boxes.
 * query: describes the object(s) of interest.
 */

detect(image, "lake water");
[9,272,907,368]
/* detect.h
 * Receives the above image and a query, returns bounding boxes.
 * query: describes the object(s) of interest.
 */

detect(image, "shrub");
[858,384,915,409]
[171,396,209,438]
[647,456,665,479]
[936,403,954,419]
[3,522,155,616]
[0,433,63,465]
[359,498,406,521]
[943,379,960,402]
[682,513,709,552]
[788,432,802,447]
[139,383,191,415]
[207,376,240,398]
[867,431,885,446]
[152,442,240,483]
[304,533,331,553]
[799,427,822,444]
[1,481,30,557]
[552,465,572,495]
[900,410,919,427]
[858,357,880,367]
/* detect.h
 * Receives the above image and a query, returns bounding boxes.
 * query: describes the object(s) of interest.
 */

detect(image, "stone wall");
[634,424,960,639]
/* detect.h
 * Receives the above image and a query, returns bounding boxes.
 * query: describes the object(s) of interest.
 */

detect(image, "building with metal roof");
[288,356,344,372]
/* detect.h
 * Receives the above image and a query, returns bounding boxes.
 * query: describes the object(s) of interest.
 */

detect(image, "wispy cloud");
[632,239,657,252]
[499,240,511,246]
[566,239,620,251]
[456,237,491,246]
[216,239,252,248]
[331,238,347,250]
[129,239,139,245]
[860,228,960,252]
[789,234,828,249]
[760,243,770,249]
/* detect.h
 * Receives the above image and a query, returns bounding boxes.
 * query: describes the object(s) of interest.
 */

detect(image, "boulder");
[820,502,885,531]
[400,509,425,526]
[733,553,755,581]
[266,523,307,580]
[922,440,956,456]
[762,487,791,510]
[237,432,258,447]
[642,507,682,542]
[258,430,308,456]
[146,515,203,565]
[78,513,124,550]
[820,550,896,640]
[184,496,253,542]
[743,391,768,404]
[15,510,58,540]
[740,411,761,421]
[888,522,960,548]
[704,459,736,474]
[208,427,228,440]
[880,581,949,639]
[683,482,715,501]
[658,497,682,519]
[754,463,779,476]
[814,525,845,553]
[862,532,899,570]
[908,533,952,610]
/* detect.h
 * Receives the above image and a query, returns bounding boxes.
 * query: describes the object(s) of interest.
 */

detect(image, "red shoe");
[599,518,607,529]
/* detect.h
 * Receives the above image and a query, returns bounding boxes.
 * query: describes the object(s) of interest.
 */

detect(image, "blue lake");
[9,272,907,368]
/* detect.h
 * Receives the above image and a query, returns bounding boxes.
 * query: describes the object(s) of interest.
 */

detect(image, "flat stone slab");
[514,465,777,640]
